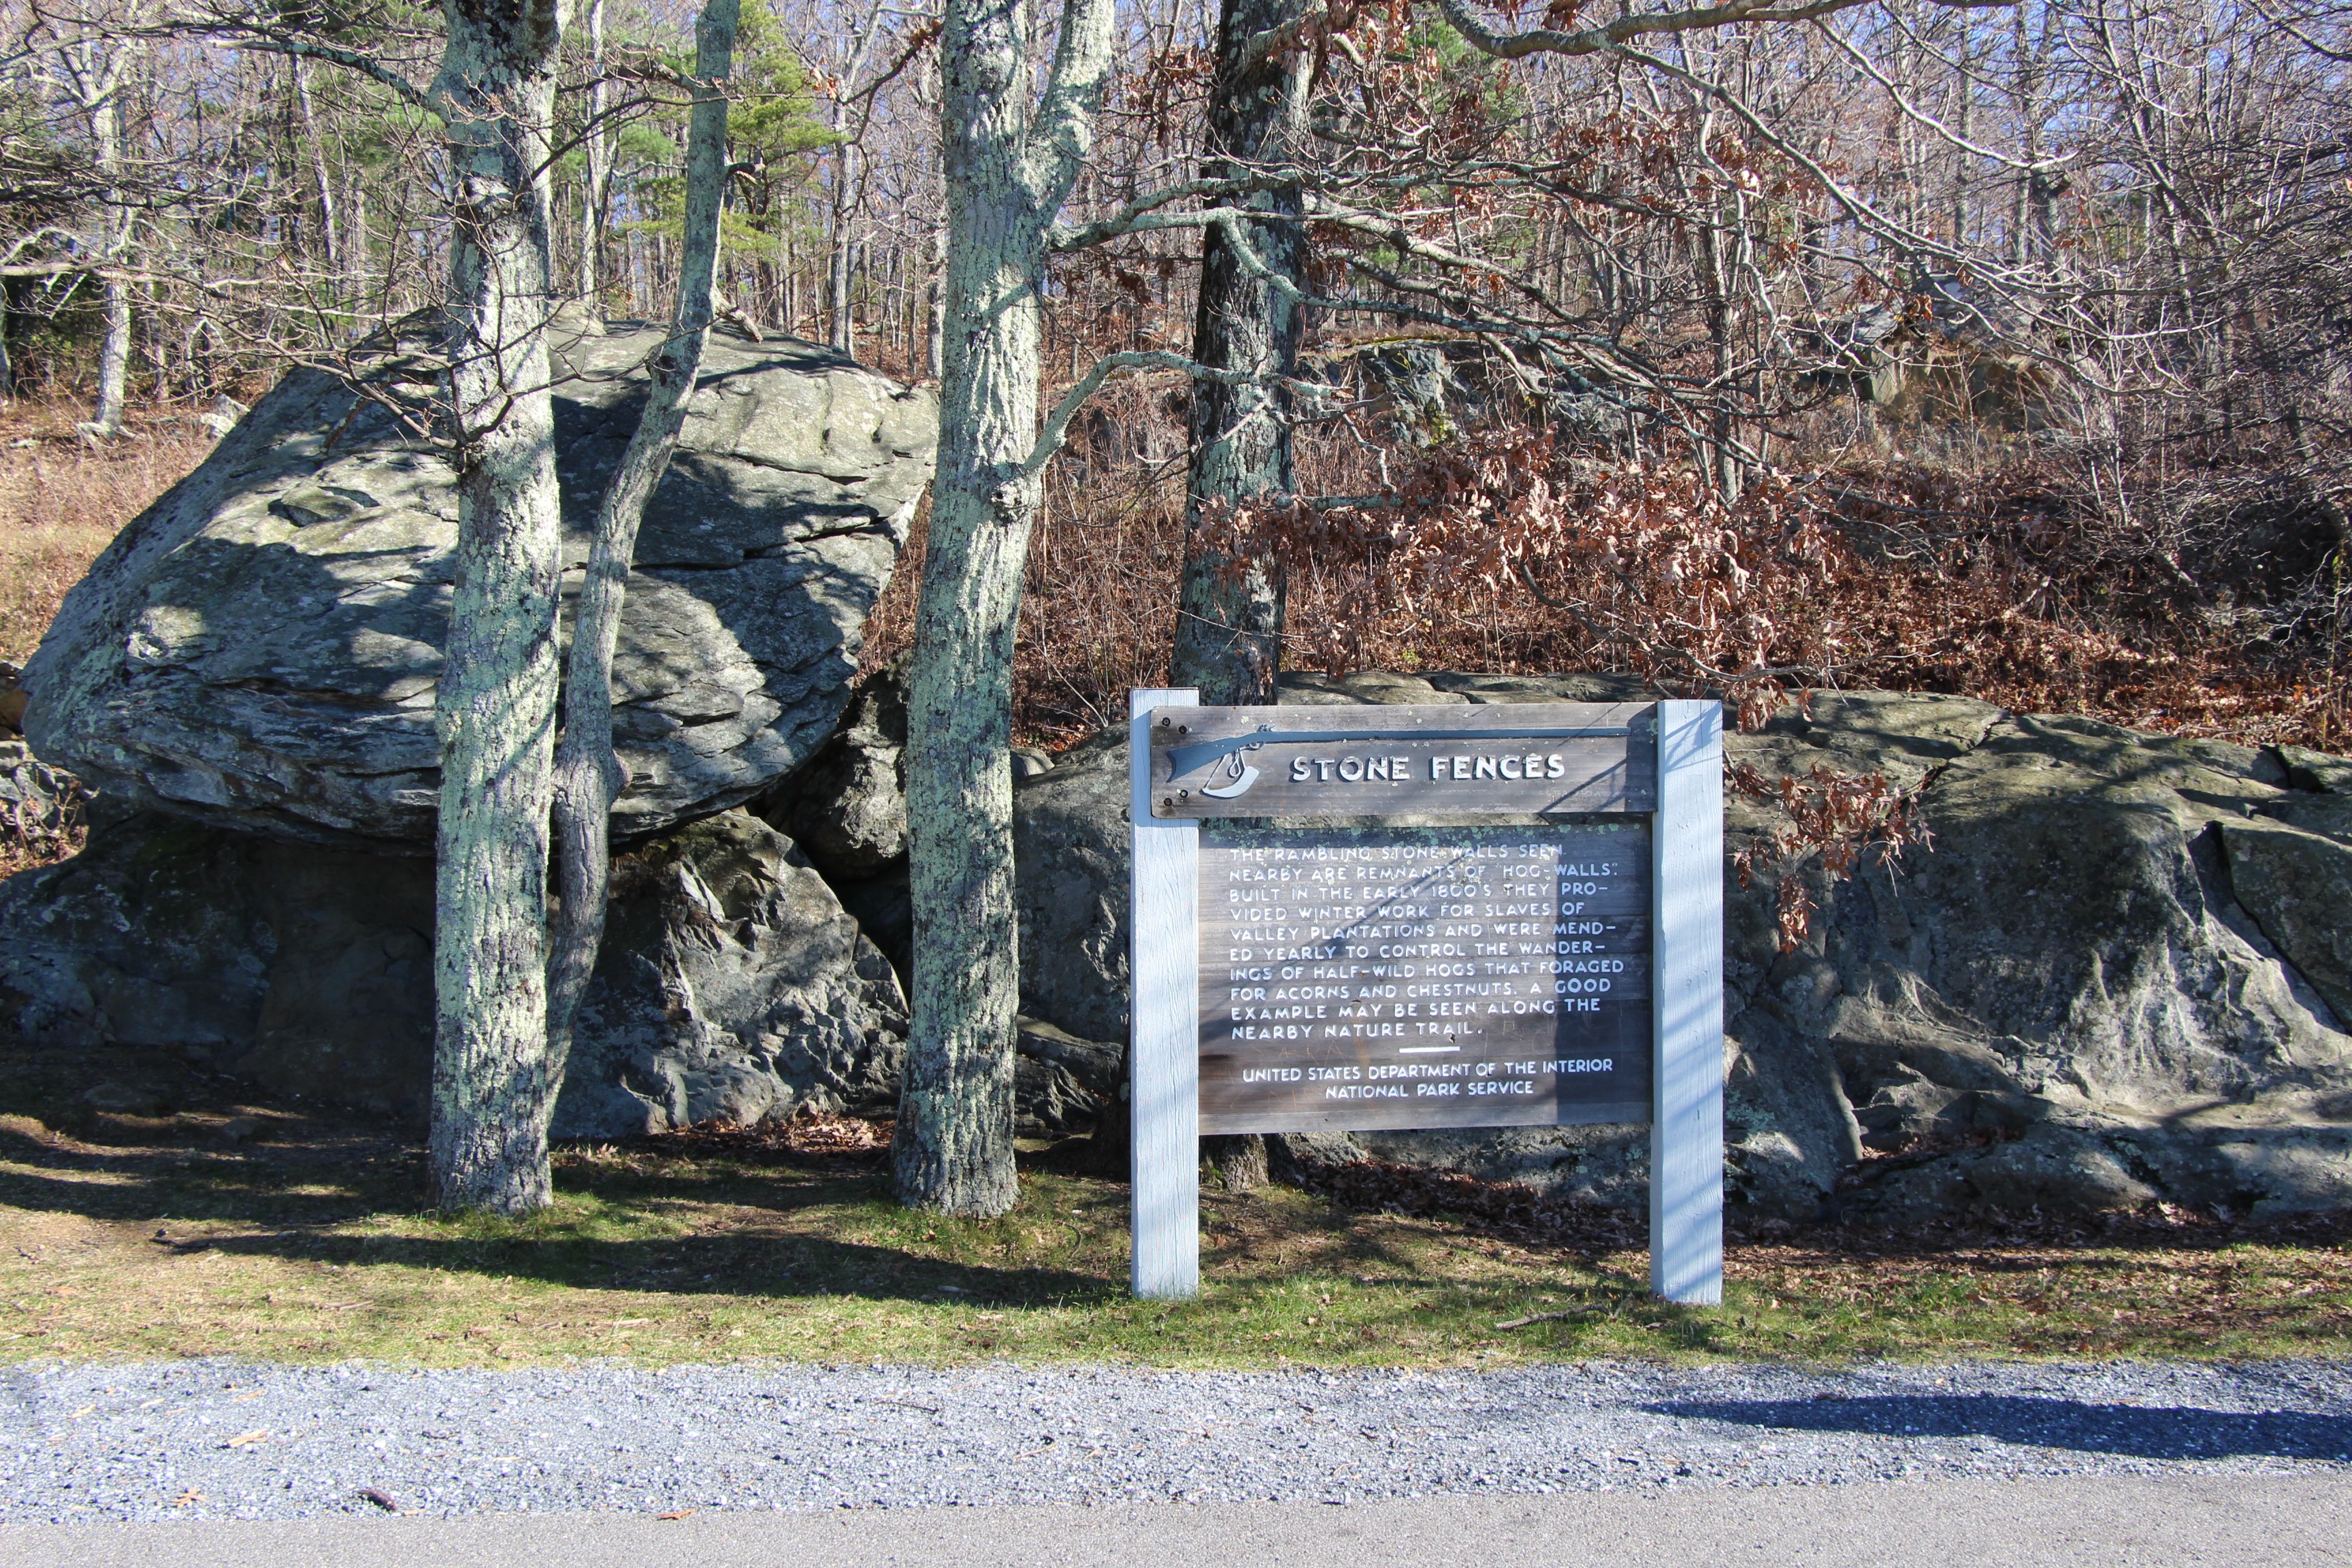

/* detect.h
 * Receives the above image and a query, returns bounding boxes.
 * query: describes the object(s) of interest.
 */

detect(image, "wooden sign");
[1128,692,1724,1310]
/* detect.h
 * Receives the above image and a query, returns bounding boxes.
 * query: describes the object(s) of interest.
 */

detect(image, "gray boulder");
[0,806,908,1135]
[197,395,248,440]
[0,738,76,837]
[2221,805,2352,1026]
[22,321,936,847]
[0,799,1125,1141]
[2276,744,2352,795]
[554,813,909,1135]
[1013,726,1134,1045]
[1004,670,2352,1220]
[756,666,913,974]
[1782,706,2349,1221]
[1014,1016,1122,1139]
[765,664,1075,986]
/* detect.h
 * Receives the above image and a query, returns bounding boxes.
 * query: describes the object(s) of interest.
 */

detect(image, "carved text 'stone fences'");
[1147,703,1655,817]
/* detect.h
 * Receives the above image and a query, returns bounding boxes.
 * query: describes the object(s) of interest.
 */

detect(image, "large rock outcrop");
[22,321,936,847]
[756,666,915,973]
[1007,670,2352,1220]
[0,800,1124,1139]
[0,806,909,1133]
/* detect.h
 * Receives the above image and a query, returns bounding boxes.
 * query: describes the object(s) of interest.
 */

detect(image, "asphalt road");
[3,1473,2345,1568]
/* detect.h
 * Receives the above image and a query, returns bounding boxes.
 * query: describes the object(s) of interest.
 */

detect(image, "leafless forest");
[2,0,2347,747]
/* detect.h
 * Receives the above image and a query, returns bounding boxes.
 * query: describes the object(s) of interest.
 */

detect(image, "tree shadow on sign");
[1644,1394,2352,1462]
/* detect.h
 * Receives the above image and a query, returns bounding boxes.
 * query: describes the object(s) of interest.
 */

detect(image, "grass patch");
[0,403,216,663]
[4,1037,2349,1370]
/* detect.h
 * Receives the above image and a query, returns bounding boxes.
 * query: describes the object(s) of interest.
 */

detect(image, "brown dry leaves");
[657,1109,897,1161]
[1727,759,1933,952]
[1196,433,1861,698]
[0,406,216,662]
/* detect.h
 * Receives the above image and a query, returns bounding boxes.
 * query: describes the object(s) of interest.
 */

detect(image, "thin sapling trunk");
[547,0,740,1051]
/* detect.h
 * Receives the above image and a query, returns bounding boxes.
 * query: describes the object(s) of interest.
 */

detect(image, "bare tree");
[33,12,138,436]
[425,0,578,1214]
[549,0,742,1061]
[896,0,1118,1215]
[1166,0,1309,708]
[576,0,610,324]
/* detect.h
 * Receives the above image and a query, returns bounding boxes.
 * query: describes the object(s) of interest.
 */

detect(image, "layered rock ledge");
[1007,671,2352,1219]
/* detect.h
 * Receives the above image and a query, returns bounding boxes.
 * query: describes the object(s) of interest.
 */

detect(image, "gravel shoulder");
[3,1356,2347,1525]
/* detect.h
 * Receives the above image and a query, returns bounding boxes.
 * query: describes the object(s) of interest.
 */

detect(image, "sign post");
[1650,700,1725,1305]
[1128,693,1724,1305]
[1129,688,1200,1301]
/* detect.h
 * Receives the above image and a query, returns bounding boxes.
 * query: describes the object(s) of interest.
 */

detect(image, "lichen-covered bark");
[89,59,131,437]
[548,0,739,1057]
[427,0,573,1215]
[896,0,1115,1215]
[93,278,129,436]
[1168,0,1310,708]
[577,0,610,319]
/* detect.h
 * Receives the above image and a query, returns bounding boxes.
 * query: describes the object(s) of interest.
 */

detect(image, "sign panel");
[1198,824,1652,1134]
[1147,703,1654,818]
[1126,690,1722,1308]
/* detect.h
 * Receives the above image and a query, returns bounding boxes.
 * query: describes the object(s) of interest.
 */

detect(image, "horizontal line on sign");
[1199,1101,1656,1137]
[1396,1045,1462,1055]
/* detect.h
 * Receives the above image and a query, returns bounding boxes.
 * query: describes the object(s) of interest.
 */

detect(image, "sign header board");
[1147,702,1655,818]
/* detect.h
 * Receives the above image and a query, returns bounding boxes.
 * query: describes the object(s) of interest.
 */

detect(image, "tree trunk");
[896,33,1037,1221]
[350,182,371,300]
[823,11,884,355]
[291,57,341,283]
[925,217,947,378]
[830,203,857,353]
[896,0,1114,1216]
[93,280,129,434]
[1171,0,1311,1183]
[427,0,573,1216]
[1168,0,1310,708]
[91,76,129,436]
[578,0,610,322]
[548,0,739,1052]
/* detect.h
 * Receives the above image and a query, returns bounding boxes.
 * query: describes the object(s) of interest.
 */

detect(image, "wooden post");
[1130,688,1200,1298]
[1650,698,1725,1304]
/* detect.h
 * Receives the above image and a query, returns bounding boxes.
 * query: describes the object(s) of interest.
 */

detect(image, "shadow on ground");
[0,1034,1121,1309]
[1650,1394,2352,1460]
